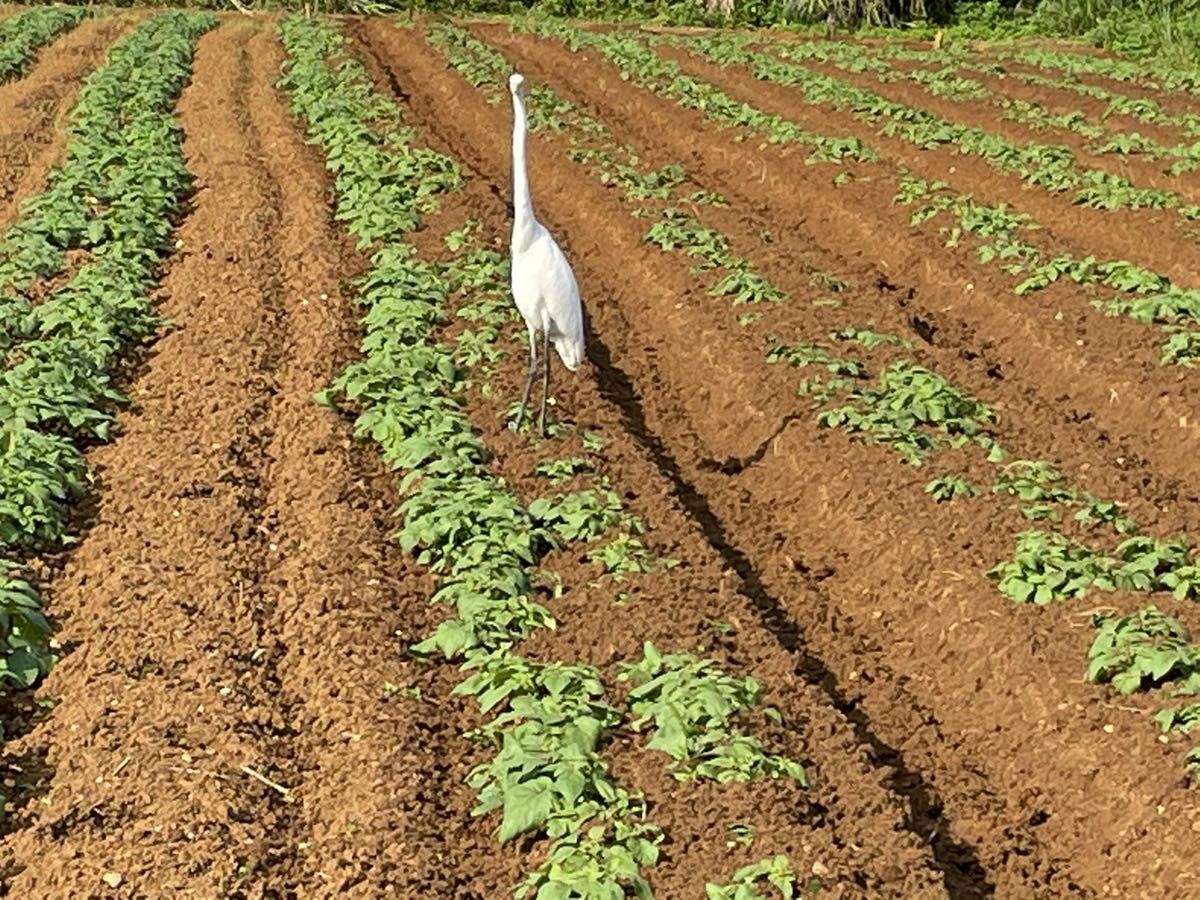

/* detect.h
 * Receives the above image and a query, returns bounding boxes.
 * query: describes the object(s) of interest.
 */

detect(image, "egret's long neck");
[511,90,535,233]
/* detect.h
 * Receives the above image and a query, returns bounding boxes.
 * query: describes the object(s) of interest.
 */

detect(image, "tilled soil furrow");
[361,20,1010,898]
[0,15,132,232]
[481,26,1200,544]
[0,20,459,895]
[483,26,1200,497]
[243,26,488,894]
[365,19,1200,897]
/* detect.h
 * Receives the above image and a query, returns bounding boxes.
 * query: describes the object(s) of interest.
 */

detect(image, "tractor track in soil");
[361,19,1200,897]
[0,14,134,232]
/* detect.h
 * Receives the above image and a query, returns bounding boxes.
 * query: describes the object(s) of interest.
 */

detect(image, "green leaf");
[498,778,555,843]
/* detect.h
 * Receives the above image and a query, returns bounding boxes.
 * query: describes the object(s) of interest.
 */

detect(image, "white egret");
[507,72,585,435]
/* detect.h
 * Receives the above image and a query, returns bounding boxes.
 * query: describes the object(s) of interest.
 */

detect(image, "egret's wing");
[534,237,583,341]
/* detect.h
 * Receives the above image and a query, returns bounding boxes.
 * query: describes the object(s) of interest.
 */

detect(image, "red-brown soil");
[378,18,1200,898]
[784,49,1200,202]
[7,11,1200,899]
[0,14,133,231]
[1,20,473,896]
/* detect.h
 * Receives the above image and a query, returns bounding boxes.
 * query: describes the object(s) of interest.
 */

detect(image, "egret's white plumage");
[508,72,585,434]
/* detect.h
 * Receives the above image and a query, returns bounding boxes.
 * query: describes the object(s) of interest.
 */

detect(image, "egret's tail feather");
[554,337,585,372]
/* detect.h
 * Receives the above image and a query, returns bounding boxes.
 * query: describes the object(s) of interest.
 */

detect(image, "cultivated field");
[3,4,1200,897]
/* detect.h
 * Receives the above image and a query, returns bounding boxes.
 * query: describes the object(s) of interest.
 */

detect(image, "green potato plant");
[0,6,87,83]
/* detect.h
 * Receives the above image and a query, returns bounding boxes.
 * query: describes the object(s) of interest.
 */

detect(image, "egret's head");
[508,72,525,96]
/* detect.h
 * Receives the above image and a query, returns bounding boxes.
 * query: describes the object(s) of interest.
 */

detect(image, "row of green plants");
[1090,604,1200,780]
[521,18,1200,364]
[854,39,1200,141]
[278,25,645,892]
[767,330,1190,606]
[680,33,1200,225]
[282,16,808,894]
[994,42,1200,99]
[472,18,1200,778]
[0,5,87,83]
[0,9,215,811]
[707,853,820,899]
[892,173,1200,364]
[751,36,1200,176]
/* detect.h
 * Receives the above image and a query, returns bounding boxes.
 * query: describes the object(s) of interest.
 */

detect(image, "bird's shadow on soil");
[583,325,996,900]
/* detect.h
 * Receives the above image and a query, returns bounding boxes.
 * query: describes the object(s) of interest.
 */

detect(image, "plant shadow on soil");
[584,324,995,899]
[0,732,52,856]
[0,736,121,885]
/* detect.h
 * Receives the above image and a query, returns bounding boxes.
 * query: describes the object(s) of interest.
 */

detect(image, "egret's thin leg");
[513,327,538,432]
[539,327,551,435]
